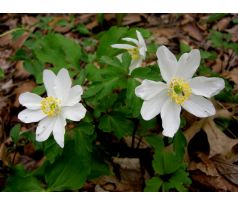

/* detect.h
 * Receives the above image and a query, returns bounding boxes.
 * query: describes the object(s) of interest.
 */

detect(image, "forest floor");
[1,13,238,191]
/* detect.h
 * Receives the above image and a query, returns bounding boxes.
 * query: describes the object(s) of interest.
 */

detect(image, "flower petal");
[182,94,216,118]
[111,44,135,50]
[62,103,86,121]
[136,30,147,51]
[36,117,56,142]
[43,69,57,97]
[140,89,169,120]
[18,109,46,123]
[19,92,42,110]
[122,37,139,45]
[53,116,66,148]
[161,99,181,137]
[139,47,146,59]
[156,46,177,82]
[54,68,72,104]
[135,80,167,101]
[129,58,143,74]
[176,49,200,79]
[64,85,83,106]
[189,76,225,98]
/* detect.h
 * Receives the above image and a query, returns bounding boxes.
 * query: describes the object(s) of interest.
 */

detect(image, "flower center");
[168,78,192,105]
[40,96,61,117]
[128,48,140,60]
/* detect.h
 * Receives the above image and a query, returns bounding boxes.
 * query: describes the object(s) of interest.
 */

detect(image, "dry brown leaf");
[183,23,203,41]
[190,170,238,191]
[13,80,36,107]
[213,17,231,31]
[226,25,238,42]
[203,118,238,158]
[223,68,238,91]
[212,155,238,186]
[189,153,219,176]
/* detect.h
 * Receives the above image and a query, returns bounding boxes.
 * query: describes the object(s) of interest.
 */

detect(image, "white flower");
[111,30,147,74]
[135,45,225,138]
[18,68,87,148]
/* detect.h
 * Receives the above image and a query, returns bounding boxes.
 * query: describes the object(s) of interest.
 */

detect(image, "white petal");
[140,89,169,120]
[135,80,167,101]
[129,58,143,74]
[189,76,225,98]
[18,109,46,123]
[136,30,147,51]
[36,117,56,142]
[182,94,216,118]
[19,92,42,110]
[122,37,139,45]
[156,46,177,82]
[53,116,66,148]
[176,49,200,79]
[139,47,146,59]
[43,69,57,97]
[111,44,135,50]
[64,85,83,106]
[62,103,86,121]
[161,99,181,137]
[54,68,72,104]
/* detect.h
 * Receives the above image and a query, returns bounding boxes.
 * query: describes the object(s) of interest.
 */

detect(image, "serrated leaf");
[126,78,142,117]
[100,56,122,68]
[45,139,91,191]
[43,137,63,163]
[131,65,162,81]
[4,165,43,192]
[144,177,163,192]
[34,33,81,69]
[10,124,21,143]
[97,26,129,58]
[98,112,134,139]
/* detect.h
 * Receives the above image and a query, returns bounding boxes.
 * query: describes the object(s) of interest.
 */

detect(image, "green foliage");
[4,165,43,192]
[0,68,5,79]
[144,132,191,192]
[207,13,228,23]
[10,124,21,143]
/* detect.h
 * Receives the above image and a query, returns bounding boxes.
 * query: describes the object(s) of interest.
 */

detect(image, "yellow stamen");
[168,78,191,105]
[41,96,61,117]
[128,47,140,60]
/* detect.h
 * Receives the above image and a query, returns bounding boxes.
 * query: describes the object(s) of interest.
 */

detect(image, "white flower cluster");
[18,30,225,148]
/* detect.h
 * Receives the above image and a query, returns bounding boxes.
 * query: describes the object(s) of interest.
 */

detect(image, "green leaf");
[45,139,91,191]
[131,65,162,81]
[200,50,217,60]
[32,85,46,95]
[24,59,44,84]
[34,33,82,69]
[179,42,191,54]
[97,26,129,58]
[126,78,142,117]
[4,165,43,192]
[43,138,63,163]
[0,68,4,79]
[144,177,163,192]
[207,13,228,23]
[168,168,191,191]
[10,124,21,143]
[173,131,187,161]
[76,24,90,35]
[99,112,134,139]
[100,56,122,68]
[85,64,103,82]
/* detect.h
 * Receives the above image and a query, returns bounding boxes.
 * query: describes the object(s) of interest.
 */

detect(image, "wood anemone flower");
[18,68,87,148]
[111,30,147,74]
[135,45,225,137]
